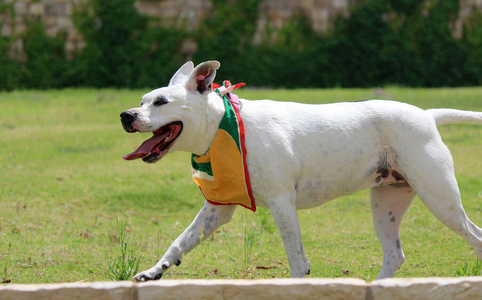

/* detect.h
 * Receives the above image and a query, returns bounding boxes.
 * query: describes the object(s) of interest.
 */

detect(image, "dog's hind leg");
[133,201,237,281]
[370,185,416,279]
[268,193,310,277]
[400,140,482,262]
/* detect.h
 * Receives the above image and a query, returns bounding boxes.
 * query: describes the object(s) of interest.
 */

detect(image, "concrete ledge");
[370,277,482,300]
[138,278,367,300]
[0,277,481,300]
[0,281,135,300]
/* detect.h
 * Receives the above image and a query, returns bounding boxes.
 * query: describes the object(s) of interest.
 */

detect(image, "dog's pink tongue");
[123,132,168,160]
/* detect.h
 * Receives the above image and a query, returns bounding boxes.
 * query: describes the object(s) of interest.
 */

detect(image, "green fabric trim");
[218,94,240,151]
[191,154,213,176]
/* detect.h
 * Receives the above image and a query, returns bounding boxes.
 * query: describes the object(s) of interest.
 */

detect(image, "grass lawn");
[0,87,481,283]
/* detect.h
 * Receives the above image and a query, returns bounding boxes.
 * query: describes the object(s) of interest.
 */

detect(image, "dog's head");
[120,60,220,163]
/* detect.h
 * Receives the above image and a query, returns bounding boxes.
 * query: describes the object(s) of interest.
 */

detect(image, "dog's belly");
[292,144,409,209]
[292,157,381,209]
[294,177,366,209]
[293,168,409,209]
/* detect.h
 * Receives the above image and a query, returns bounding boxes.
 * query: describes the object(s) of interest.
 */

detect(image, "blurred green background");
[1,0,482,91]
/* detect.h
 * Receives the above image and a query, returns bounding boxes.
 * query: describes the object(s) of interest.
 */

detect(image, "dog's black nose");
[120,111,138,132]
[120,111,137,122]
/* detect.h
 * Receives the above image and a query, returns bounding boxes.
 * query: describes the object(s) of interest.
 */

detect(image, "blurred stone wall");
[1,0,481,58]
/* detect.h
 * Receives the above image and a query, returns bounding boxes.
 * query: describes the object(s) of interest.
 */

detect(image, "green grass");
[0,87,481,283]
[456,258,482,276]
[107,218,141,281]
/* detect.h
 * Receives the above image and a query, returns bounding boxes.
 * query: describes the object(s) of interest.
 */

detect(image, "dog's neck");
[171,92,226,156]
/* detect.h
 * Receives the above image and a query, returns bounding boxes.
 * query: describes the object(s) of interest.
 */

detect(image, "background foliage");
[1,0,482,90]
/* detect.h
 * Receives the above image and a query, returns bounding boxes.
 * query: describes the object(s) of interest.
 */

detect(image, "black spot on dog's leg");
[388,211,393,215]
[175,259,182,266]
[154,273,163,280]
[390,216,396,222]
[395,239,401,249]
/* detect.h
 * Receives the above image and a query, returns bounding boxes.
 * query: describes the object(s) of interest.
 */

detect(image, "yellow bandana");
[191,83,256,212]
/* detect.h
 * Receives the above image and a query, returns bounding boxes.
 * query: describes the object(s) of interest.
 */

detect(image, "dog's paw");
[132,269,163,282]
[132,260,182,282]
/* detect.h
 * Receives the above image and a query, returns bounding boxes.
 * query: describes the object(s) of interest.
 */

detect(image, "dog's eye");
[153,96,169,106]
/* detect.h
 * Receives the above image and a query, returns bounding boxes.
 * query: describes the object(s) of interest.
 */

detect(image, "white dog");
[120,61,482,281]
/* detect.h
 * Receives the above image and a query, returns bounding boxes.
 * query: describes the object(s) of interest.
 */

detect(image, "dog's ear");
[185,61,220,94]
[169,61,195,86]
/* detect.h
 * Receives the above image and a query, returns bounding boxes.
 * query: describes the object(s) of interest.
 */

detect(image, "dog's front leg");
[268,196,310,277]
[133,201,236,281]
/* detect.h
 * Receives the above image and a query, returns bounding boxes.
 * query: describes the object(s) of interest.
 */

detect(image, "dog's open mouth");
[123,121,183,163]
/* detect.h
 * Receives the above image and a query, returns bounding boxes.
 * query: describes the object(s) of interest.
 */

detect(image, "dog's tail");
[427,109,482,127]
